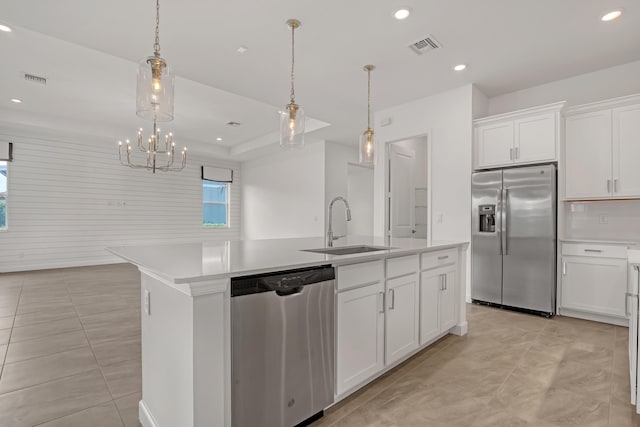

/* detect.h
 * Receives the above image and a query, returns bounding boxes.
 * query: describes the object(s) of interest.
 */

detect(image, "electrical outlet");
[144,290,151,315]
[599,215,608,224]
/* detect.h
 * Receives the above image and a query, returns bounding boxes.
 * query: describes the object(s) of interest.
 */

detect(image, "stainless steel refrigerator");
[471,163,557,316]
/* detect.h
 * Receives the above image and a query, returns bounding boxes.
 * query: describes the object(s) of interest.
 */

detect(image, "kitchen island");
[109,236,469,427]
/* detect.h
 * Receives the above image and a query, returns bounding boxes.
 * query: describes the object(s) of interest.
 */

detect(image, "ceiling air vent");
[408,35,442,55]
[226,121,241,127]
[24,73,47,85]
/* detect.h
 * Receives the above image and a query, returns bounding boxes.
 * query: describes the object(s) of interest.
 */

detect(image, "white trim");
[139,400,158,427]
[450,321,468,336]
[558,308,629,327]
[565,93,640,116]
[474,101,567,124]
[138,267,228,296]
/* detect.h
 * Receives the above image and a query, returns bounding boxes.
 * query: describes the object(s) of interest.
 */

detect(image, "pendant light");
[359,65,376,165]
[280,19,305,148]
[136,0,174,122]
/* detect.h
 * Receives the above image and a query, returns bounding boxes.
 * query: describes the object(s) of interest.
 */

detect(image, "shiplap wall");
[0,125,240,272]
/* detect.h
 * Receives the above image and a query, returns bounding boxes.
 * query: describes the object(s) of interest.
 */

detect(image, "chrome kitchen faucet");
[327,196,352,247]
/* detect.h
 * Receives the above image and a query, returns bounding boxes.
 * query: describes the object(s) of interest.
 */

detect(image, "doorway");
[387,136,429,240]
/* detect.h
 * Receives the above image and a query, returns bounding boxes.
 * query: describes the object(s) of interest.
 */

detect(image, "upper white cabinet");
[564,94,640,200]
[474,102,565,170]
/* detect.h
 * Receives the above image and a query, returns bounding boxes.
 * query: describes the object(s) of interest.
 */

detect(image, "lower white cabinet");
[385,273,419,365]
[420,266,457,345]
[335,281,385,396]
[561,256,627,319]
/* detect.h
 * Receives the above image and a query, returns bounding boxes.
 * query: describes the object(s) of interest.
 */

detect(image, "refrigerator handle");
[497,188,503,255]
[502,188,508,255]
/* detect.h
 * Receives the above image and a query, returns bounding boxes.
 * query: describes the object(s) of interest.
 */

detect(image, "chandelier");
[118,0,186,173]
[118,120,186,173]
[279,19,305,148]
[359,65,376,165]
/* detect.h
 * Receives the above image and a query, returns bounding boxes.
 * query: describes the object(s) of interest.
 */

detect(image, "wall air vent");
[226,121,241,127]
[24,73,47,85]
[408,35,442,55]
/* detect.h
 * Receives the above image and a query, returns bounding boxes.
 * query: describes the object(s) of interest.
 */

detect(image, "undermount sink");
[302,245,394,256]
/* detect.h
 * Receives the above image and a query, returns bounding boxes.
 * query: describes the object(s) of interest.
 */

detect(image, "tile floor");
[1,264,640,426]
[313,304,640,427]
[0,263,141,427]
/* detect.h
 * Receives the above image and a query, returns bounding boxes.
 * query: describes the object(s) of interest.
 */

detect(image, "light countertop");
[561,238,639,246]
[108,236,468,284]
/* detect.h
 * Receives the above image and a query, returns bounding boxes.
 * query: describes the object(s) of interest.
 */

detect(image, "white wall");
[0,123,241,272]
[241,141,325,240]
[487,60,640,115]
[373,85,474,243]
[325,142,358,238]
[564,201,640,243]
[347,164,373,236]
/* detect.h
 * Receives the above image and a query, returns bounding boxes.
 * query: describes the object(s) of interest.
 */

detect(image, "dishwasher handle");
[276,287,304,297]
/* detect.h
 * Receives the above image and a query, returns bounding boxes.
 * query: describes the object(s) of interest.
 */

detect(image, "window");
[203,180,229,227]
[0,161,6,230]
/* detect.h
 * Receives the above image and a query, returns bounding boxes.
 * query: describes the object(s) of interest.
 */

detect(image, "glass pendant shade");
[359,129,375,164]
[136,55,175,122]
[279,103,305,148]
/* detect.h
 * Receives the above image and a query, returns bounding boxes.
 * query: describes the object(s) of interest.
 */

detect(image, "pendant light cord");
[153,0,161,56]
[290,24,296,104]
[367,68,371,130]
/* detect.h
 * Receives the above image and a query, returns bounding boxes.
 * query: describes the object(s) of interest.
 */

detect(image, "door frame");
[384,132,432,244]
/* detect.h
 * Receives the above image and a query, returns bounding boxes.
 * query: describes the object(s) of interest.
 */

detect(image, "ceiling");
[0,0,638,160]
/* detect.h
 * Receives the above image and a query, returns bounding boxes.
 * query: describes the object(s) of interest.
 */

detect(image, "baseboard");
[558,308,629,327]
[451,321,468,336]
[139,400,158,427]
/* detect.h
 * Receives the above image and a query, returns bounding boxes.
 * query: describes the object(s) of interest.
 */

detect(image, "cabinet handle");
[438,255,449,260]
[440,274,445,291]
[388,289,395,310]
[562,262,566,275]
[509,148,513,160]
[607,179,611,193]
[584,249,603,253]
[378,292,385,314]
[614,179,618,193]
[515,147,520,159]
[625,292,638,317]
[444,274,447,290]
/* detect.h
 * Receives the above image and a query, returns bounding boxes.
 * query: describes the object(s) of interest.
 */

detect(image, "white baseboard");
[451,321,468,336]
[139,400,158,427]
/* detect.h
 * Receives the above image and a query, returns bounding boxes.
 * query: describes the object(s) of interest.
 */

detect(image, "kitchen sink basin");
[302,245,394,256]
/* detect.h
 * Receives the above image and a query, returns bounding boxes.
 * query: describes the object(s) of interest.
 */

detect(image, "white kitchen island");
[109,237,469,427]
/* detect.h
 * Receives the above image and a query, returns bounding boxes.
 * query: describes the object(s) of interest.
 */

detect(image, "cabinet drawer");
[386,255,419,279]
[561,243,628,259]
[421,249,458,271]
[336,260,384,291]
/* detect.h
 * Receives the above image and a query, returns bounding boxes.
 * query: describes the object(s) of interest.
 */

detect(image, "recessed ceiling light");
[393,8,411,20]
[237,46,248,54]
[10,98,22,103]
[453,64,467,71]
[216,137,223,141]
[601,10,622,22]
[0,24,12,33]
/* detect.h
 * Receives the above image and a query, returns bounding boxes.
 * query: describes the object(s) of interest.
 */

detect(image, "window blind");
[201,166,233,183]
[0,142,13,161]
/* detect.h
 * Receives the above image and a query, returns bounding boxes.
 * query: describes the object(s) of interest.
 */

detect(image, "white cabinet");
[564,96,640,200]
[385,273,419,365]
[474,103,564,170]
[559,243,629,324]
[335,281,384,395]
[419,265,456,345]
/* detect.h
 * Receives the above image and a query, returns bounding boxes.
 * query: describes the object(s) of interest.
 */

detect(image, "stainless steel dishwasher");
[231,265,335,427]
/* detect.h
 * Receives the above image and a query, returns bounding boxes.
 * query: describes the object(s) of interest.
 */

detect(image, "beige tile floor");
[0,264,141,427]
[312,303,640,427]
[2,264,640,427]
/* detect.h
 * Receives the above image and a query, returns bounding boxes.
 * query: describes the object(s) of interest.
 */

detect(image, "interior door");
[471,170,503,304]
[502,164,556,313]
[389,145,415,237]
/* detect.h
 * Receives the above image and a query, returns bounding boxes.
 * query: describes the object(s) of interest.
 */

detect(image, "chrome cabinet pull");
[607,179,611,193]
[562,262,566,276]
[438,255,449,260]
[509,148,513,160]
[625,292,638,317]
[444,274,447,290]
[584,249,603,253]
[515,147,520,159]
[614,179,619,193]
[379,292,385,314]
[388,289,395,310]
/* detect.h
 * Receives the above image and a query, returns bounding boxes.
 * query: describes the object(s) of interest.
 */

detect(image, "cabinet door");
[561,256,627,318]
[385,274,419,365]
[514,113,557,164]
[419,270,441,345]
[336,282,384,395]
[613,104,640,197]
[476,121,514,168]
[565,111,612,199]
[440,268,457,332]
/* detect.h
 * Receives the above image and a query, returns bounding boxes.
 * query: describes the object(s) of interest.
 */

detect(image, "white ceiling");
[0,0,638,160]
